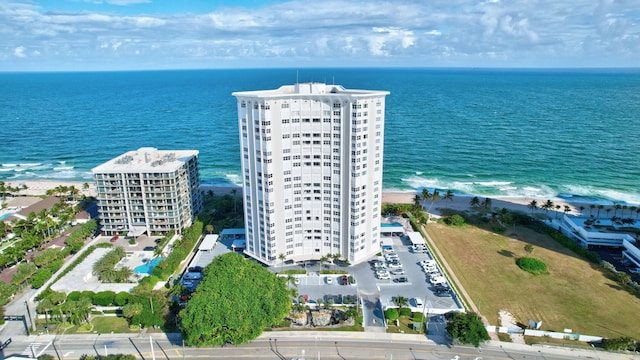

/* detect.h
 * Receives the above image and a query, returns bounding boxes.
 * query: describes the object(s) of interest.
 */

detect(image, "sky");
[1,0,639,71]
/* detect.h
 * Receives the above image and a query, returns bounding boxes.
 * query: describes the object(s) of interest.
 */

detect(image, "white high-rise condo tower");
[233,83,389,266]
[92,147,202,237]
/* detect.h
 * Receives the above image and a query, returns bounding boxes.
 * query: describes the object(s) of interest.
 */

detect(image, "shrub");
[93,291,116,306]
[399,307,412,317]
[448,214,466,227]
[114,292,130,306]
[411,312,425,322]
[67,291,81,301]
[385,308,399,320]
[516,257,548,275]
[602,337,638,351]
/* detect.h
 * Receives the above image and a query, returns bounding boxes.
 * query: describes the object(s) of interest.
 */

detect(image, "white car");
[326,276,333,284]
[377,272,391,280]
[390,268,405,275]
[419,259,436,266]
[388,262,403,269]
[412,297,424,307]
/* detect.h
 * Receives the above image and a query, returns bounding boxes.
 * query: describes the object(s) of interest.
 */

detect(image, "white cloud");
[0,0,638,70]
[13,46,26,58]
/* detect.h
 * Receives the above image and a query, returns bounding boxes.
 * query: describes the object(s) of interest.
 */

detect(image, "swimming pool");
[134,257,163,275]
[381,222,403,227]
[0,213,12,221]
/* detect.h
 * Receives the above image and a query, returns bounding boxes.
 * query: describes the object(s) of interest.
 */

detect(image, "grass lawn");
[386,315,423,334]
[426,220,640,339]
[91,316,136,334]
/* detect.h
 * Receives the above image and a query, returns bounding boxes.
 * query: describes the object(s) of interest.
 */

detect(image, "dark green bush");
[114,292,130,306]
[93,291,116,306]
[399,307,412,317]
[385,308,399,320]
[448,214,466,226]
[67,291,81,301]
[516,257,548,275]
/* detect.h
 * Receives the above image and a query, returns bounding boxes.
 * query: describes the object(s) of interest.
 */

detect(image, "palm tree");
[393,295,409,310]
[563,205,571,217]
[278,253,287,273]
[579,205,585,216]
[442,190,454,209]
[469,196,480,209]
[427,189,440,214]
[622,205,628,218]
[589,204,595,217]
[613,204,621,218]
[319,255,329,275]
[528,200,538,213]
[597,205,604,219]
[541,200,554,216]
[554,205,561,219]
[413,194,421,207]
[481,197,492,211]
[421,188,431,209]
[636,208,640,221]
[605,208,612,219]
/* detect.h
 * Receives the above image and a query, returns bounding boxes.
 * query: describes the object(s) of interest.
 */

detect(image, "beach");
[381,191,589,218]
[4,180,599,219]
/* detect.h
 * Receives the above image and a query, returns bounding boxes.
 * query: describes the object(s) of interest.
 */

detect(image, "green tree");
[205,224,214,234]
[421,188,431,209]
[385,308,399,321]
[426,189,440,214]
[180,252,290,346]
[393,295,409,309]
[469,196,480,209]
[528,200,538,213]
[278,253,287,273]
[442,189,454,209]
[445,311,490,347]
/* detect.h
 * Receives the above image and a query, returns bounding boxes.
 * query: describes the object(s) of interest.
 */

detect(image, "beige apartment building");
[92,147,202,236]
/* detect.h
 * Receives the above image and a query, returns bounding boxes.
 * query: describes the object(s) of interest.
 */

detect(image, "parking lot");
[279,231,464,327]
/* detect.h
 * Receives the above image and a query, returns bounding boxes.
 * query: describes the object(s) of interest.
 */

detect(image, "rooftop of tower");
[92,147,198,174]
[232,82,389,98]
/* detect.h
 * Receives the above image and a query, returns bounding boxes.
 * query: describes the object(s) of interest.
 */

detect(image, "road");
[0,332,627,360]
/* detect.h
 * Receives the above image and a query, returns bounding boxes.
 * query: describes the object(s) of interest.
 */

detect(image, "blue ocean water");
[1,68,639,204]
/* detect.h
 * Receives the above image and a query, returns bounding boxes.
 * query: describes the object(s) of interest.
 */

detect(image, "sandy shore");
[2,180,614,218]
[382,191,592,217]
[5,180,96,197]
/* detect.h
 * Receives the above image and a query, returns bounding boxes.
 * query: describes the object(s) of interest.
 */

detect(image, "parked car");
[412,297,424,307]
[326,276,333,284]
[143,246,157,251]
[110,236,119,242]
[393,277,408,283]
[377,272,391,280]
[388,262,402,269]
[434,289,451,297]
[390,268,405,275]
[340,275,349,285]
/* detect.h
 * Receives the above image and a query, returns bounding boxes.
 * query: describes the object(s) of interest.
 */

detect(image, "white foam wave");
[2,164,17,167]
[474,181,513,187]
[53,166,74,171]
[18,163,41,167]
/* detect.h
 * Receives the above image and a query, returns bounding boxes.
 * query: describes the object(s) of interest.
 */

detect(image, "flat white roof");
[233,83,389,99]
[407,231,425,245]
[92,147,198,174]
[199,234,218,251]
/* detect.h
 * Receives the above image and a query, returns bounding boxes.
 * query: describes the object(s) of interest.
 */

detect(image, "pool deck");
[51,247,157,293]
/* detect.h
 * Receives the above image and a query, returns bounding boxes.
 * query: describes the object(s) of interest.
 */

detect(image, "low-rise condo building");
[233,82,389,266]
[92,147,202,236]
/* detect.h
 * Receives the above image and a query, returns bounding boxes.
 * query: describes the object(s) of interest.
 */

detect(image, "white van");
[430,276,446,285]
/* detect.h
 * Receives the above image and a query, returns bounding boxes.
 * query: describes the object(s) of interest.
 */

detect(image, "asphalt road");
[0,333,626,360]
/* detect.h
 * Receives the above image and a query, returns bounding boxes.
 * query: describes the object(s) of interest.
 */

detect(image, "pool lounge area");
[134,257,163,275]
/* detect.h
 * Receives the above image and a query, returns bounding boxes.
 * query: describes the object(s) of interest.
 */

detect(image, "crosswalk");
[21,341,50,358]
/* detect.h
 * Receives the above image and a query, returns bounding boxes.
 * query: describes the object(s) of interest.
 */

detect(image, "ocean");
[1,68,639,205]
